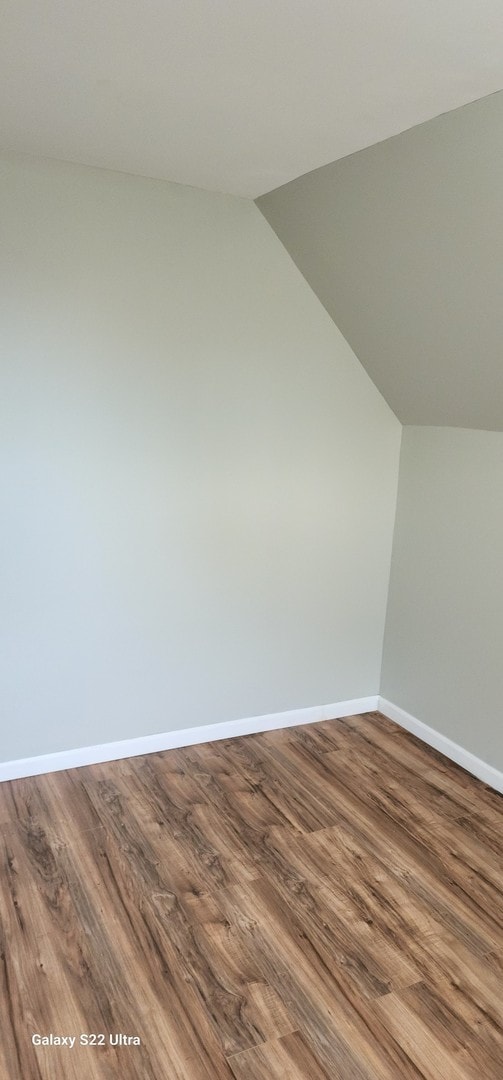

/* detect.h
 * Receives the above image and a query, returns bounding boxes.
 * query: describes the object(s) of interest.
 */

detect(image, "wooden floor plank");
[265,735,502,954]
[0,711,501,1078]
[373,988,474,1080]
[228,1031,330,1080]
[218,876,423,1079]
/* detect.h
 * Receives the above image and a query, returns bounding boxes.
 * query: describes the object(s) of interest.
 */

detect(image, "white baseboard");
[378,697,503,794]
[0,696,378,783]
[3,693,500,795]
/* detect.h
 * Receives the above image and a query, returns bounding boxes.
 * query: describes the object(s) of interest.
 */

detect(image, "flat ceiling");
[2,1,503,197]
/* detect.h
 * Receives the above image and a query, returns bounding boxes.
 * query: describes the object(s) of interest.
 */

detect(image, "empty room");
[1,2,502,1078]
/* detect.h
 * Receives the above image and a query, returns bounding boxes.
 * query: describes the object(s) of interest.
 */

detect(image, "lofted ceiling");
[257,91,503,431]
[2,1,503,198]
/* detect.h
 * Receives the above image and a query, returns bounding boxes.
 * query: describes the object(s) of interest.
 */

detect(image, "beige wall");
[0,152,401,762]
[381,426,503,770]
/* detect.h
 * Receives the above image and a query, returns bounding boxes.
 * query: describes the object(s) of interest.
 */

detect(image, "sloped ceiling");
[3,1,503,197]
[257,91,503,431]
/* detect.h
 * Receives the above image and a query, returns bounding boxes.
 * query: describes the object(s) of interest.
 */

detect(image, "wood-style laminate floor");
[1,711,502,1079]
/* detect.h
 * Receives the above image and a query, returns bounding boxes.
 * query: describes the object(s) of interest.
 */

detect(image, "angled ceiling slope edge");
[3,1,503,196]
[257,90,503,432]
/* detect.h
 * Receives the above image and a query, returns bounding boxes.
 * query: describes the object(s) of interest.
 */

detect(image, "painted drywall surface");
[0,153,400,762]
[381,426,503,770]
[257,90,503,431]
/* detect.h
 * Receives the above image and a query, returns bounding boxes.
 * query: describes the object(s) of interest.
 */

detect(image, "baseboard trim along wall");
[0,696,378,782]
[3,693,501,792]
[378,697,503,794]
